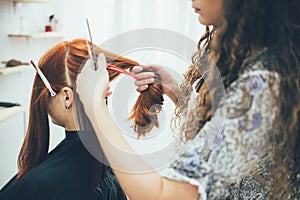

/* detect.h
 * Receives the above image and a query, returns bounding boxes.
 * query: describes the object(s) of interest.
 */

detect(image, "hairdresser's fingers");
[78,59,97,83]
[78,56,109,93]
[139,65,161,72]
[82,59,95,72]
[95,53,109,90]
[135,78,153,92]
[105,86,112,97]
[131,66,144,73]
[136,71,155,80]
[81,57,108,85]
[131,65,160,73]
[134,77,155,87]
[136,85,149,93]
[76,59,97,101]
[134,77,154,92]
[105,91,112,97]
[97,53,107,72]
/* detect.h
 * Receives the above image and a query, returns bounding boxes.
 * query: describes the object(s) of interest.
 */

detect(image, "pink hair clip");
[30,60,57,97]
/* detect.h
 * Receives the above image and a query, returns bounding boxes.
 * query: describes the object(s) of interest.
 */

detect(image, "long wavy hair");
[174,0,300,197]
[17,38,163,184]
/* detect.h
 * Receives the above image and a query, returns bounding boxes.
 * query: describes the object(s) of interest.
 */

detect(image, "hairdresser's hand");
[131,65,182,104]
[76,53,111,115]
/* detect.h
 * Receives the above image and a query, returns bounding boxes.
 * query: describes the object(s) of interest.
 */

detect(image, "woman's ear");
[62,87,74,109]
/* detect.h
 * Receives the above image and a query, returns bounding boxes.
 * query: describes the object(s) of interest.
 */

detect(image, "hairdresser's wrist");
[164,83,179,105]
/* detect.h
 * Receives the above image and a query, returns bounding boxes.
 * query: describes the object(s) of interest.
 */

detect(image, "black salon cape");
[0,131,127,200]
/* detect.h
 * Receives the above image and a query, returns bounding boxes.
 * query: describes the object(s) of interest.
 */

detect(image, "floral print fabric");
[161,49,299,199]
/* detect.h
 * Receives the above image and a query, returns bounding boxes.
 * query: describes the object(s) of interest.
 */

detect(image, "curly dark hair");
[174,0,300,197]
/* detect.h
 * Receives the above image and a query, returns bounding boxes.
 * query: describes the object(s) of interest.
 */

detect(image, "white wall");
[0,0,65,188]
[0,0,205,187]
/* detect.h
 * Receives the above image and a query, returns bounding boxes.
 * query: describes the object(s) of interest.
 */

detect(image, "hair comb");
[106,64,139,80]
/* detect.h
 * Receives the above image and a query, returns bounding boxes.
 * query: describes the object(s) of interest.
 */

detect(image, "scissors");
[85,19,139,80]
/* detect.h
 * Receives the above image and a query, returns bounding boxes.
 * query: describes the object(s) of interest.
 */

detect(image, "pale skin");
[76,0,224,199]
[47,87,77,131]
[47,85,112,131]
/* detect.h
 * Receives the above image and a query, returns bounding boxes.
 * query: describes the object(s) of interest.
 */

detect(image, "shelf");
[0,106,25,123]
[0,65,31,76]
[8,32,63,39]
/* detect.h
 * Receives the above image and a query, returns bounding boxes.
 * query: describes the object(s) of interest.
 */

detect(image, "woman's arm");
[90,99,198,200]
[76,55,198,200]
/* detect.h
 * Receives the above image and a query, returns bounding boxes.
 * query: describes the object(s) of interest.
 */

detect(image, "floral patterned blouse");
[161,48,300,199]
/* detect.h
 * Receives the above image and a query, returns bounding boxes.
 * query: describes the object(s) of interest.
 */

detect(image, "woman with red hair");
[0,38,142,200]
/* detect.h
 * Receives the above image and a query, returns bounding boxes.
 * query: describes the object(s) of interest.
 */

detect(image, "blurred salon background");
[0,0,204,188]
